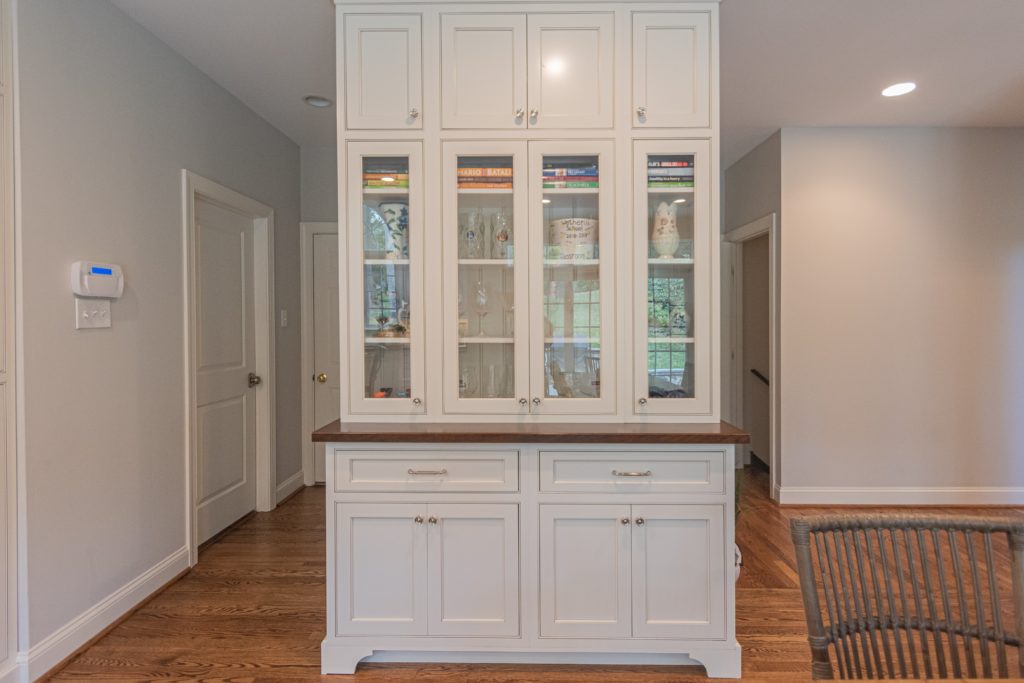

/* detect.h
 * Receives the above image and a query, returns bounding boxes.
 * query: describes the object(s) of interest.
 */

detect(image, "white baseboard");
[276,470,305,504]
[778,486,1024,505]
[24,546,189,681]
[0,658,21,683]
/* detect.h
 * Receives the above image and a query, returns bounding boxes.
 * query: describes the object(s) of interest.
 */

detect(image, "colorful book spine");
[647,181,694,187]
[646,168,695,177]
[543,181,600,188]
[543,166,599,177]
[458,182,513,189]
[457,167,513,177]
[364,180,409,188]
[363,173,409,180]
[648,160,692,168]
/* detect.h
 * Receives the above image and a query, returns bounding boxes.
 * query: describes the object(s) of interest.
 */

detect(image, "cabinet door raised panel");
[335,503,427,636]
[441,15,527,129]
[527,14,614,129]
[539,504,631,638]
[631,504,725,639]
[345,15,423,129]
[427,504,520,637]
[632,12,710,128]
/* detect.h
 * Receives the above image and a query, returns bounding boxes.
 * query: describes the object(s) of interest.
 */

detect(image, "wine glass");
[474,280,490,337]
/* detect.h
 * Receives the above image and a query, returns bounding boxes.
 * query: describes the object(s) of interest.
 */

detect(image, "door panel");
[631,504,725,639]
[313,232,340,482]
[335,503,427,636]
[427,504,519,636]
[527,14,614,129]
[441,15,527,129]
[194,198,256,543]
[632,12,710,128]
[539,504,630,638]
[345,14,422,129]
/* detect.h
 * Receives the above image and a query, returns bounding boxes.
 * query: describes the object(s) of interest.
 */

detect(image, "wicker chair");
[791,514,1024,679]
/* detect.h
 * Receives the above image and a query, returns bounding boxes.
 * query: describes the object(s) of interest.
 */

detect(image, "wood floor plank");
[46,469,1022,682]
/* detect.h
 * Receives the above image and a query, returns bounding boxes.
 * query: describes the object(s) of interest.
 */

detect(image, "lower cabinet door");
[335,503,428,636]
[539,504,631,638]
[427,504,520,637]
[631,504,725,639]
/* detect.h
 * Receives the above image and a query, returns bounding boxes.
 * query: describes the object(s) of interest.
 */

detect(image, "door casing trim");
[182,170,276,565]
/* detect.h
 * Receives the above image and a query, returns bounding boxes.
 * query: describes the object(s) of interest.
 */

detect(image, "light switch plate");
[76,298,111,329]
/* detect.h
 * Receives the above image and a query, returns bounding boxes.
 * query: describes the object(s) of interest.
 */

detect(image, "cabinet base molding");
[321,640,742,678]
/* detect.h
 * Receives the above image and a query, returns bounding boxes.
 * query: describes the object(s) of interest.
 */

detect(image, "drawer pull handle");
[612,470,652,477]
[408,468,448,476]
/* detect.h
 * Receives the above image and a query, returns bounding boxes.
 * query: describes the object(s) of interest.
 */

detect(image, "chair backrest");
[791,514,1024,679]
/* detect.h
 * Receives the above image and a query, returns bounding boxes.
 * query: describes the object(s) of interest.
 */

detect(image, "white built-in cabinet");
[540,503,725,640]
[632,12,711,128]
[344,15,423,129]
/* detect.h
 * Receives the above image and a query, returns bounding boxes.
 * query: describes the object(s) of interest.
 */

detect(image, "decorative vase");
[669,306,690,337]
[651,201,680,258]
[378,201,409,260]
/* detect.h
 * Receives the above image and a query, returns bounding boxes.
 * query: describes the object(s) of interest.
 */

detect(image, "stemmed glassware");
[474,280,490,337]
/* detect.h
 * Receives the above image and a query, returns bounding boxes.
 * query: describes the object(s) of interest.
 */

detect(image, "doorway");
[183,171,276,560]
[301,222,340,484]
[724,213,780,501]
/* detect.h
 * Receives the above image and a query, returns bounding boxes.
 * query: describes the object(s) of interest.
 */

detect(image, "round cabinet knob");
[635,518,645,526]
[638,397,648,406]
[428,516,438,525]
[621,517,631,525]
[409,108,420,119]
[316,373,328,384]
[519,398,528,406]
[636,105,647,118]
[414,516,424,524]
[514,108,525,118]
[532,397,541,406]
[529,108,539,118]
[412,397,423,406]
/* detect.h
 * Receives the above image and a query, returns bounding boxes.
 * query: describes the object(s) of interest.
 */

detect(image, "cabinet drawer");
[540,451,724,494]
[335,450,519,492]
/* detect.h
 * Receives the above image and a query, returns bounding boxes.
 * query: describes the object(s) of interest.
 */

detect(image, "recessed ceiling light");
[542,198,551,204]
[881,82,916,97]
[303,95,334,108]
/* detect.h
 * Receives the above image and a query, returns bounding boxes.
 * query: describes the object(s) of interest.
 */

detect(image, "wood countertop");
[312,420,750,444]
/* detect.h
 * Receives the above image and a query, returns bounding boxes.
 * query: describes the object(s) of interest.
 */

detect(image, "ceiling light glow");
[881,82,916,97]
[303,95,334,108]
[673,198,687,204]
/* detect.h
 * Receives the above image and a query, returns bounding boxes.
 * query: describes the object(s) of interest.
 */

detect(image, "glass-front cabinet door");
[528,141,615,415]
[345,141,425,414]
[442,142,529,414]
[633,139,711,416]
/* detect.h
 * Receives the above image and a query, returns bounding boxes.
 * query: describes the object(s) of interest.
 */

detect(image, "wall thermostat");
[71,261,124,299]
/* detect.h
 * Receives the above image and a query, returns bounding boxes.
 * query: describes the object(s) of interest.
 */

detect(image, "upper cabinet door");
[527,14,614,129]
[344,15,423,130]
[441,15,527,129]
[632,12,710,128]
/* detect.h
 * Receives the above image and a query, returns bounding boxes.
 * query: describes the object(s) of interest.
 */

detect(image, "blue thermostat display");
[71,261,124,299]
[90,266,113,276]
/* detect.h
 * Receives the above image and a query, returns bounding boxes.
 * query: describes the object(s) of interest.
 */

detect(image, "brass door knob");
[316,373,328,383]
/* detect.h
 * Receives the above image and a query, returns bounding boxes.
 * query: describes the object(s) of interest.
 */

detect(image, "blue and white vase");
[379,201,409,260]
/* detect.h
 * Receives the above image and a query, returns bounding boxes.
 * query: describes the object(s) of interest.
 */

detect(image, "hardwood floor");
[49,468,1021,682]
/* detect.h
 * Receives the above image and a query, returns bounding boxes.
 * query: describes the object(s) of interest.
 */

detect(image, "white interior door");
[539,504,631,638]
[441,14,527,129]
[427,504,519,636]
[631,12,710,128]
[194,198,258,544]
[527,13,614,129]
[335,503,428,636]
[313,232,340,482]
[631,504,725,639]
[344,14,423,129]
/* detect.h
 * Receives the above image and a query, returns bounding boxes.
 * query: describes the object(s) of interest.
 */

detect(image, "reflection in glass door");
[529,142,615,414]
[443,143,528,414]
[634,140,710,416]
[347,142,424,414]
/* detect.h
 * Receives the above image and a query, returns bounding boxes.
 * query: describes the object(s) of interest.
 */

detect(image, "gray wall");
[723,131,780,232]
[301,145,338,221]
[779,127,1024,494]
[18,0,301,644]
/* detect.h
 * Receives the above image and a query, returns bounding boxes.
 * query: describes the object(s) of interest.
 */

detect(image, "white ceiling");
[111,0,1024,167]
